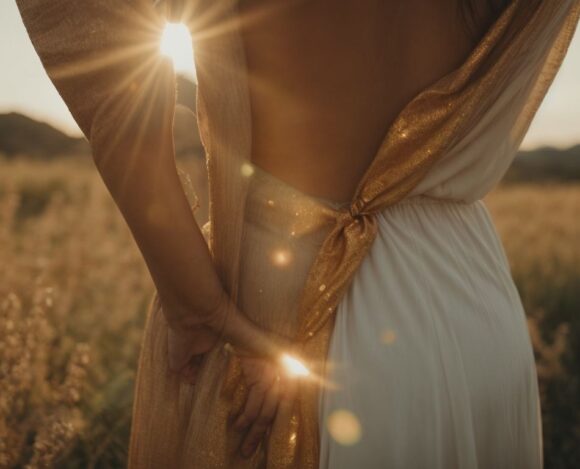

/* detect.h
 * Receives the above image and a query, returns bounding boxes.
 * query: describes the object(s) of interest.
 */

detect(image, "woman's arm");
[90,62,221,333]
[15,0,281,359]
[17,1,301,455]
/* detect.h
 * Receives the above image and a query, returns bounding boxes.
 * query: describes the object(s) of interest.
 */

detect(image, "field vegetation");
[0,158,578,468]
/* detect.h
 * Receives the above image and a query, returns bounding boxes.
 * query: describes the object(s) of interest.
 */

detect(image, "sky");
[1,1,579,150]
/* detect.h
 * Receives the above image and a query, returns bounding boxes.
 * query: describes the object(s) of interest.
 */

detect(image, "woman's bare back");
[237,0,493,203]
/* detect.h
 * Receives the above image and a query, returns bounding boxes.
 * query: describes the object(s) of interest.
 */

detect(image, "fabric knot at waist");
[336,197,371,226]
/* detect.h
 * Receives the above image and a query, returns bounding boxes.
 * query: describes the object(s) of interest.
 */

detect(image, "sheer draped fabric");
[14,0,580,467]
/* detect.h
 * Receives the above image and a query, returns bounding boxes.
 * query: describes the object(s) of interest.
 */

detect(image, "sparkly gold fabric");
[15,0,580,467]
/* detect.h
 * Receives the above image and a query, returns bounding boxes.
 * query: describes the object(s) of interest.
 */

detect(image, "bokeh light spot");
[381,329,397,345]
[272,248,292,267]
[327,410,362,446]
[241,162,255,177]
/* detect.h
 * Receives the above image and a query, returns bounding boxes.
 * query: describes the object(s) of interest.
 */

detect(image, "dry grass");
[0,158,152,468]
[1,158,578,468]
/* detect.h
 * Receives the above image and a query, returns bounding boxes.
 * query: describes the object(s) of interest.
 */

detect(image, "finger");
[233,381,270,431]
[279,376,298,401]
[240,376,281,458]
[239,358,265,387]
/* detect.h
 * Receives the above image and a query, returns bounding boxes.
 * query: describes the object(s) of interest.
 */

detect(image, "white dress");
[313,7,578,464]
[315,29,552,463]
[239,153,541,468]
[318,196,541,468]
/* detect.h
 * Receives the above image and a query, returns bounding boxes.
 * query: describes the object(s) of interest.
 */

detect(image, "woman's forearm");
[92,126,225,332]
[15,0,286,358]
[96,138,286,358]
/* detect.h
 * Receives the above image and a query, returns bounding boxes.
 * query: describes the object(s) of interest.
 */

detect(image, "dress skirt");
[239,164,542,469]
[317,190,542,469]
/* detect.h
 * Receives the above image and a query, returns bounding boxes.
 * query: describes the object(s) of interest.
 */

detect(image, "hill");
[1,72,579,181]
[504,144,580,183]
[0,112,89,159]
[0,76,202,161]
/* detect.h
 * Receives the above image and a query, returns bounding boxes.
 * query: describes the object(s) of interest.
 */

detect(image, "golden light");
[327,410,362,446]
[272,248,292,267]
[241,162,255,177]
[381,328,397,345]
[280,354,310,378]
[160,23,196,79]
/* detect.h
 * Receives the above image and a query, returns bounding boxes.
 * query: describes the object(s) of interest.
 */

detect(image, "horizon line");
[1,108,578,153]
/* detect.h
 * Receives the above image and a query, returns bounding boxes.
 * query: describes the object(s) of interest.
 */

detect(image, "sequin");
[241,162,255,177]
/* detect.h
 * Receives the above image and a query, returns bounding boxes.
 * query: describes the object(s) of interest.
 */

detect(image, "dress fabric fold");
[14,0,580,467]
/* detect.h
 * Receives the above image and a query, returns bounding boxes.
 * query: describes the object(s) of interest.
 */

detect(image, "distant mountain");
[2,76,579,182]
[0,76,202,161]
[0,112,89,159]
[504,144,580,183]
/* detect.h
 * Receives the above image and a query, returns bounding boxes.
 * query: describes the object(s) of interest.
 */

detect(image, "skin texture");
[238,0,487,203]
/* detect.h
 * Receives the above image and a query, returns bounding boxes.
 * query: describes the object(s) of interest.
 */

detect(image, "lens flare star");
[160,22,196,79]
[280,354,311,378]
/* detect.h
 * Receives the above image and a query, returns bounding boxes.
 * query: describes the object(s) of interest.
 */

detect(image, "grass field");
[1,158,579,468]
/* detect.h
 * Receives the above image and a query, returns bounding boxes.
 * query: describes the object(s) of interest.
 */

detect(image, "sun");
[160,23,197,80]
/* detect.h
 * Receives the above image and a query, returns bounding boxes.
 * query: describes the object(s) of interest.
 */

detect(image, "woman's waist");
[245,161,481,233]
[243,183,483,242]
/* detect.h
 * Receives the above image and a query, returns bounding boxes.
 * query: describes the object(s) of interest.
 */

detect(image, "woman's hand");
[167,325,217,384]
[193,292,307,457]
[161,288,224,384]
[233,355,298,459]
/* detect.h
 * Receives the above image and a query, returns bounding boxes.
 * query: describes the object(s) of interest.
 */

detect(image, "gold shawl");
[15,0,579,467]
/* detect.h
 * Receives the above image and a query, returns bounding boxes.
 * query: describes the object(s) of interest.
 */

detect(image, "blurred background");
[1,1,579,468]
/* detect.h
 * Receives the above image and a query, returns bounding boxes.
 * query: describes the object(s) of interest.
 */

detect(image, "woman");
[16,0,580,467]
